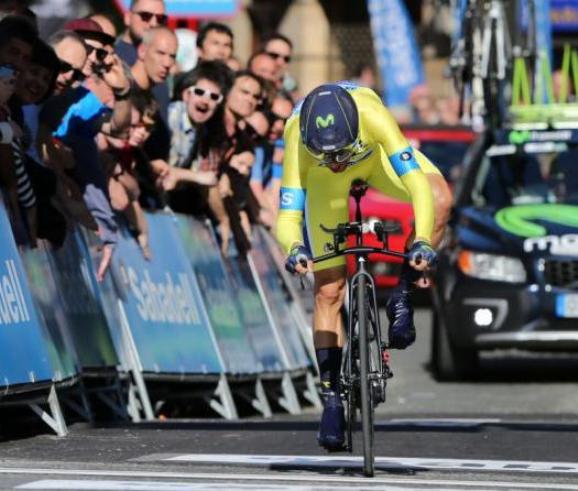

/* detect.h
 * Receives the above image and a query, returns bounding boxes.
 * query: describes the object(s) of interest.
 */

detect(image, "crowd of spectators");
[0,0,299,281]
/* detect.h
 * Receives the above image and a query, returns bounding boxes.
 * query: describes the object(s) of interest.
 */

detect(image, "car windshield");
[472,147,578,208]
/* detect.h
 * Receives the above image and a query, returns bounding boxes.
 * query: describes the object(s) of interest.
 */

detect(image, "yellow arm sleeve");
[275,115,307,254]
[400,170,435,244]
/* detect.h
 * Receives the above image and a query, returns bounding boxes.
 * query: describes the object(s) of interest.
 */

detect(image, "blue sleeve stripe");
[280,187,306,211]
[389,146,420,177]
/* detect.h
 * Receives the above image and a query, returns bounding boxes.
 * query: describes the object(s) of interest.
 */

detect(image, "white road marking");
[4,467,578,490]
[161,453,578,474]
[15,479,431,491]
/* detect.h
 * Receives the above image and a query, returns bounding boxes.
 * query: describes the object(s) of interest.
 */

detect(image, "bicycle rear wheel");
[357,273,374,477]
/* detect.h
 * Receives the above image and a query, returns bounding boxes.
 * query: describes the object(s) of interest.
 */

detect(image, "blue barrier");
[0,199,54,388]
[175,216,260,374]
[110,213,222,375]
[250,229,311,370]
[48,230,119,370]
[20,245,79,381]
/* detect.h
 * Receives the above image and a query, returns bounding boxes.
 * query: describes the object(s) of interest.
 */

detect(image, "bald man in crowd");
[131,26,178,190]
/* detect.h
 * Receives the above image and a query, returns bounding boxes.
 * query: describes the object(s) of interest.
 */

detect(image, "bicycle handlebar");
[313,246,406,264]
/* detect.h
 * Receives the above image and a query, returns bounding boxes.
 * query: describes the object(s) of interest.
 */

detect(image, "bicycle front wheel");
[357,273,374,477]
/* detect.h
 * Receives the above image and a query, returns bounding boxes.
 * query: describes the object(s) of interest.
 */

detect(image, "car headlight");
[458,250,527,283]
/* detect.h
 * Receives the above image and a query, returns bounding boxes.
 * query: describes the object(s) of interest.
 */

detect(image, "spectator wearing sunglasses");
[262,32,297,99]
[13,39,71,248]
[49,31,87,95]
[250,94,293,229]
[166,61,233,250]
[116,0,167,67]
[47,19,132,281]
[196,22,234,63]
[63,18,116,79]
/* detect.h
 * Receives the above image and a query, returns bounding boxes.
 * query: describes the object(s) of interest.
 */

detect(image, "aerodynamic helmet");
[299,84,360,164]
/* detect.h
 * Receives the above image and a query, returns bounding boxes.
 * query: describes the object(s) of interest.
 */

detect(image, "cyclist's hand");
[285,245,312,275]
[408,240,437,272]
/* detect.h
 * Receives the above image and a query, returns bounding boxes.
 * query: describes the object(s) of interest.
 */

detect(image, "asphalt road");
[1,309,578,490]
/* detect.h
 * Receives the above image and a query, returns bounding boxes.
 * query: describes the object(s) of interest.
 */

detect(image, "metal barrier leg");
[29,385,68,437]
[253,377,273,417]
[235,377,272,418]
[278,372,301,415]
[118,300,155,421]
[62,383,93,423]
[208,374,238,420]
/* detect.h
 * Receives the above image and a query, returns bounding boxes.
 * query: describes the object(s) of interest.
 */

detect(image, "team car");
[431,127,578,380]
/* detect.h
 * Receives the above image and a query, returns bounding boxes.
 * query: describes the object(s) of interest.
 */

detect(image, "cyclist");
[276,81,451,450]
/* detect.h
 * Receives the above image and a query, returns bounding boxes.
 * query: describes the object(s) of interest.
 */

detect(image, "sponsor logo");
[495,204,578,238]
[400,151,412,161]
[0,259,30,325]
[125,267,200,324]
[281,191,294,208]
[315,113,335,128]
[508,129,572,145]
[524,234,578,255]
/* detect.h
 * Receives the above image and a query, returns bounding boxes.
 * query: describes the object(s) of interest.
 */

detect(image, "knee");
[315,278,346,308]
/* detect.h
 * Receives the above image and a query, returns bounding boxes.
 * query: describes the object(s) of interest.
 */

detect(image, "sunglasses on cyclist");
[266,51,291,63]
[134,11,168,25]
[319,148,355,165]
[59,60,85,82]
[189,86,223,104]
[85,44,108,62]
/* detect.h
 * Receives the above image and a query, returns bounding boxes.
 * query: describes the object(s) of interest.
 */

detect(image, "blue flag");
[367,0,425,108]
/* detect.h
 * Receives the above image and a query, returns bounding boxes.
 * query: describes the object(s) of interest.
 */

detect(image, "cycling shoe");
[317,390,346,451]
[385,286,416,349]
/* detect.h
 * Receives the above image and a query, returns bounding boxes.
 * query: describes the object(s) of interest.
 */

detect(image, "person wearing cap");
[48,18,132,281]
[277,81,452,450]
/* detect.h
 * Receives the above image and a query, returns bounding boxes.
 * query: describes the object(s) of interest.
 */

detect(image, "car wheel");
[431,311,479,381]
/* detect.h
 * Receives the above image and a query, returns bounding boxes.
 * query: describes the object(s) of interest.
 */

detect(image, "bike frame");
[313,181,405,476]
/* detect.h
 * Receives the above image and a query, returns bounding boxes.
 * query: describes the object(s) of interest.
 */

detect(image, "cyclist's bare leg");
[313,265,347,348]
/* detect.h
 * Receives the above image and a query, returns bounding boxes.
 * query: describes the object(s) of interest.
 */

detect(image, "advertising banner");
[224,245,285,373]
[111,213,222,375]
[49,230,119,370]
[250,230,310,370]
[115,0,238,17]
[175,216,259,374]
[367,0,425,107]
[0,199,54,387]
[21,246,78,381]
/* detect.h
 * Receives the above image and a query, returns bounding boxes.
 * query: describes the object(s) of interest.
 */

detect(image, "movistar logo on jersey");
[315,113,335,128]
[495,204,578,237]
